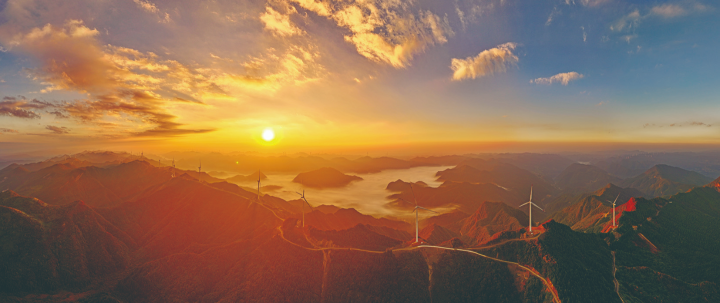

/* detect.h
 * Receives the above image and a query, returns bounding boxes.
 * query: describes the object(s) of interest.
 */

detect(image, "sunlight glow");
[262,128,275,142]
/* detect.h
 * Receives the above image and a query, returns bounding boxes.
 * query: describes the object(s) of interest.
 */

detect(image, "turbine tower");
[256,170,262,201]
[296,189,314,228]
[171,158,176,178]
[198,160,202,173]
[608,194,620,227]
[399,183,438,243]
[519,185,544,235]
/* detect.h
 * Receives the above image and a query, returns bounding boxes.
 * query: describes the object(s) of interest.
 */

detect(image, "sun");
[262,128,275,142]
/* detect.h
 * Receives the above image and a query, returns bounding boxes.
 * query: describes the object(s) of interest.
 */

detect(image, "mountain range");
[0,153,719,302]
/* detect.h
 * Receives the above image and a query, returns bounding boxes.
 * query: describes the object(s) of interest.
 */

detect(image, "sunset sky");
[1,0,719,155]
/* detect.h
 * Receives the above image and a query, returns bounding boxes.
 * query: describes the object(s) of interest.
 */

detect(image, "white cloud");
[531,72,584,85]
[651,4,687,18]
[546,7,560,26]
[450,42,518,81]
[611,10,640,31]
[579,0,611,7]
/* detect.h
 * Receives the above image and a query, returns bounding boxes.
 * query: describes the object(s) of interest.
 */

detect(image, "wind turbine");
[171,158,176,178]
[608,194,620,227]
[296,189,314,228]
[399,183,438,243]
[198,160,202,173]
[519,185,544,235]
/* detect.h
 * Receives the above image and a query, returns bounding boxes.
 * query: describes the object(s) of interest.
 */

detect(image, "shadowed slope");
[0,190,133,294]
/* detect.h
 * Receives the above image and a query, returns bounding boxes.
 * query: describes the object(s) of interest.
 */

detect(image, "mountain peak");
[460,201,529,245]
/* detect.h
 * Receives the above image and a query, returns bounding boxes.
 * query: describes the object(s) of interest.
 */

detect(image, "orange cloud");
[0,96,55,119]
[45,125,70,134]
[8,20,214,137]
[260,6,303,36]
[289,0,452,68]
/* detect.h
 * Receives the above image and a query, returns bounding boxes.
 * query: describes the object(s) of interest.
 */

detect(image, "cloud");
[455,3,486,30]
[8,20,216,137]
[260,6,303,36]
[579,0,611,7]
[0,128,19,134]
[0,96,55,119]
[450,43,518,81]
[611,10,641,31]
[643,121,712,128]
[289,0,453,68]
[546,7,560,26]
[531,72,584,85]
[651,4,687,18]
[45,125,70,134]
[133,0,171,23]
[48,110,69,118]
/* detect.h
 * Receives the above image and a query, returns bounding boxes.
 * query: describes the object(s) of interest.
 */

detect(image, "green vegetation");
[609,187,720,301]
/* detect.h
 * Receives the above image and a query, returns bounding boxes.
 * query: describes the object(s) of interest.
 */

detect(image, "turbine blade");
[531,202,544,211]
[409,184,419,205]
[398,197,415,207]
[303,197,313,209]
[530,185,533,201]
[519,202,530,207]
[416,206,439,213]
[613,194,619,204]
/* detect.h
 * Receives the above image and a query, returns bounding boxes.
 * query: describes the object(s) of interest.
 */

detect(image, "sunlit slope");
[547,184,643,232]
[459,201,528,246]
[100,174,282,261]
[621,164,713,197]
[0,161,174,207]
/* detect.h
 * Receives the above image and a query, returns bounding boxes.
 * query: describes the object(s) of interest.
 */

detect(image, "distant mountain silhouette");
[555,163,621,193]
[436,158,559,205]
[388,179,522,213]
[293,167,363,188]
[621,164,713,197]
[226,170,267,183]
[167,153,433,175]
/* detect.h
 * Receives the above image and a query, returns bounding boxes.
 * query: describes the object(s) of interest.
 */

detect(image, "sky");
[0,0,719,155]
